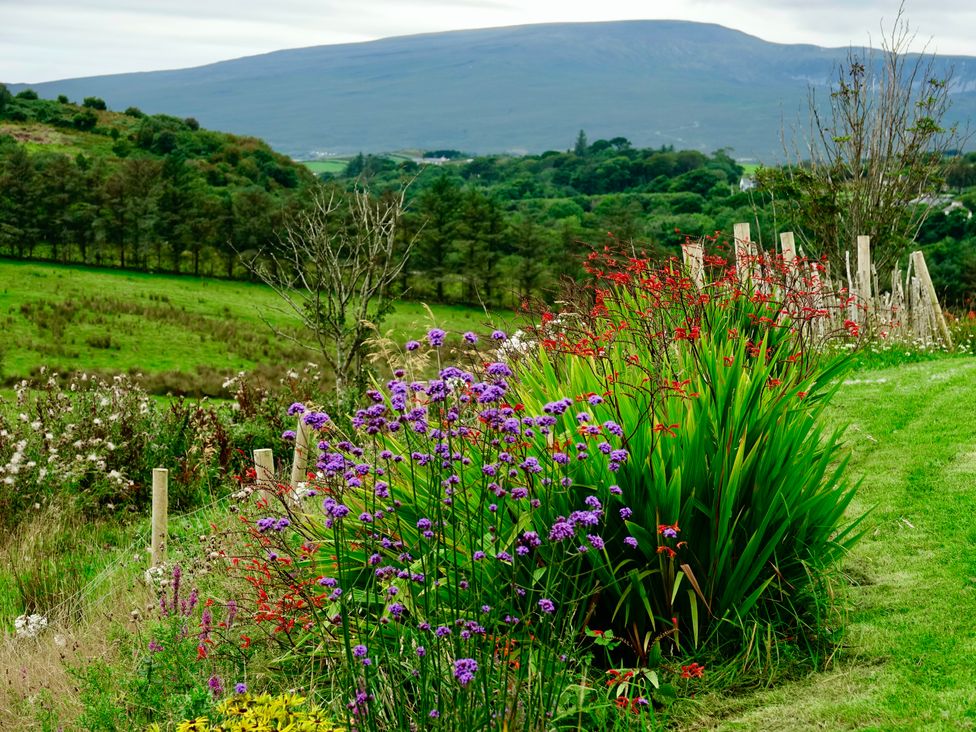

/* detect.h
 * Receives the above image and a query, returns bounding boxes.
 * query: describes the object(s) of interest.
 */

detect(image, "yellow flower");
[176,718,210,732]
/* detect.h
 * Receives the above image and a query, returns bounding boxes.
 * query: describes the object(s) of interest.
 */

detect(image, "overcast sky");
[3,0,975,83]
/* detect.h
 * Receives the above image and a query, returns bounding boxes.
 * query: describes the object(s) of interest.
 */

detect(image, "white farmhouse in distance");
[910,194,973,219]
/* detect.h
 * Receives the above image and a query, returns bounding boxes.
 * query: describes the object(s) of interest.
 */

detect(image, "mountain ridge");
[8,20,976,160]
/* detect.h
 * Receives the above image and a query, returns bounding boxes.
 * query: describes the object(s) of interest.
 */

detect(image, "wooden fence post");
[253,448,276,504]
[856,235,872,312]
[151,468,168,567]
[290,417,312,492]
[911,251,953,348]
[682,238,705,287]
[779,232,797,264]
[733,222,757,283]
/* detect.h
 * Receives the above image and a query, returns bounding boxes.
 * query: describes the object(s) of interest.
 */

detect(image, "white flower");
[14,613,48,638]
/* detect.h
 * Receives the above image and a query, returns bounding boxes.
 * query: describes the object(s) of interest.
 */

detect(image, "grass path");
[684,357,976,731]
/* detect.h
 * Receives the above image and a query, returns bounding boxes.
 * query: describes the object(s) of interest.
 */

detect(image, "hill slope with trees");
[0,87,317,276]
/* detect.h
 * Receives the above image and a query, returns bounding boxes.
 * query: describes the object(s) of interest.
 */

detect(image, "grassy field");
[680,356,976,731]
[300,158,350,175]
[0,259,500,391]
[0,118,127,157]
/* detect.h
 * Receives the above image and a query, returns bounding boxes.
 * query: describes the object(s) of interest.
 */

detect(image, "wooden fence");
[682,223,953,348]
[150,431,312,567]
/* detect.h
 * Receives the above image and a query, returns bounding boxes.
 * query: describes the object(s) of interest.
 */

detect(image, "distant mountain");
[8,20,976,160]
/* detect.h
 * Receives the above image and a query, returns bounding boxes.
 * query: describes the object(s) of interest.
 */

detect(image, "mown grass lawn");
[680,357,976,731]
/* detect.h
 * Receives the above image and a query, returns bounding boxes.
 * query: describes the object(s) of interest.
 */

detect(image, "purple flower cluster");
[256,516,290,532]
[427,328,447,347]
[303,411,331,430]
[258,342,645,711]
[453,657,478,686]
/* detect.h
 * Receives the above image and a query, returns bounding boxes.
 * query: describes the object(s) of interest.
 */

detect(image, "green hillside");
[0,260,493,395]
[0,89,317,276]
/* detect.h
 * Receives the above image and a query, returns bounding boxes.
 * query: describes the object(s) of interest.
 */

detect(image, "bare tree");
[761,4,962,273]
[249,185,413,397]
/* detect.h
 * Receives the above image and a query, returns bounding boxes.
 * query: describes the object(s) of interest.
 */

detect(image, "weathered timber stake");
[733,222,756,282]
[151,468,168,567]
[911,251,953,348]
[253,448,276,504]
[780,232,797,263]
[290,417,311,494]
[856,235,872,306]
[682,238,705,287]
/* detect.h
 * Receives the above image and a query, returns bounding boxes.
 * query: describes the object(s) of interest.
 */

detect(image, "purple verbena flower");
[427,328,446,347]
[303,411,331,430]
[549,517,575,541]
[454,658,478,686]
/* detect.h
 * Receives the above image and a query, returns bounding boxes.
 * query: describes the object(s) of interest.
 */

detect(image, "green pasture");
[300,158,350,175]
[0,260,498,387]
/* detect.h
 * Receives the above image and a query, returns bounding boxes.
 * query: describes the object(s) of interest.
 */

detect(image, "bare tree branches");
[763,4,963,273]
[247,185,413,396]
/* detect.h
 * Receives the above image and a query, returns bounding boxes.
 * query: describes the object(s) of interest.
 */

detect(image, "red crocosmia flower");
[653,424,679,437]
[681,662,705,679]
[656,546,677,559]
[797,391,808,399]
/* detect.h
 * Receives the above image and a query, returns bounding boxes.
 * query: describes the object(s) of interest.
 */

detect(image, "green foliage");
[676,356,976,728]
[511,256,862,656]
[0,95,317,274]
[0,505,131,620]
[82,96,107,111]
